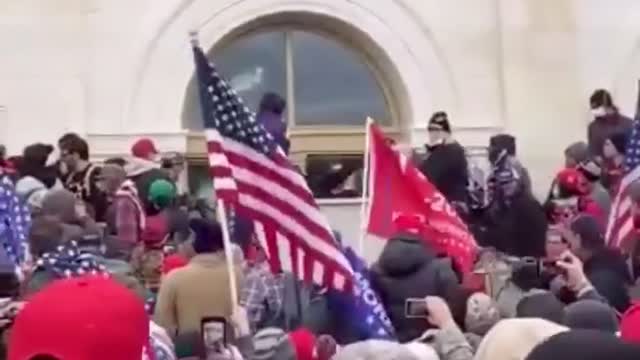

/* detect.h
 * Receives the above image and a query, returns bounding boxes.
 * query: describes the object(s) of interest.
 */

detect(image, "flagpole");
[216,199,239,306]
[357,117,374,256]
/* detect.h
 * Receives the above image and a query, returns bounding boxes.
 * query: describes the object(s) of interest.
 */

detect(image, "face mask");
[591,107,607,118]
[428,131,445,146]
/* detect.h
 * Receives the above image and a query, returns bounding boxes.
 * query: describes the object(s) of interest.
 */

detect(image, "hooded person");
[15,143,62,211]
[419,111,469,205]
[563,300,619,333]
[100,164,146,256]
[587,89,633,159]
[257,92,290,155]
[370,216,462,342]
[525,330,640,360]
[488,134,532,194]
[40,188,102,244]
[154,218,242,336]
[480,135,547,257]
[474,318,567,360]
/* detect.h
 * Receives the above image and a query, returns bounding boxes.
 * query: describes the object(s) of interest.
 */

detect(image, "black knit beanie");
[428,111,451,133]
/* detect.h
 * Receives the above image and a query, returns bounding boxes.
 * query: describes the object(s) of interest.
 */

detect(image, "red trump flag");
[365,123,478,274]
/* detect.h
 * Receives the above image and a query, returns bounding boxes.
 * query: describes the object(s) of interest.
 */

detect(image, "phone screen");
[405,298,428,318]
[202,317,226,356]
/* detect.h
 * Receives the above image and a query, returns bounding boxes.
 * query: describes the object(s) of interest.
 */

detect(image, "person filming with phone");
[561,214,631,313]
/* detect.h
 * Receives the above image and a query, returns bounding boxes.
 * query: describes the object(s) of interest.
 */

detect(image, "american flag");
[191,43,353,291]
[606,119,640,250]
[0,175,30,266]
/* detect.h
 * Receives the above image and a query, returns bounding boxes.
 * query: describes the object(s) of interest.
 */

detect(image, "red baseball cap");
[393,213,425,234]
[131,138,159,159]
[9,276,150,360]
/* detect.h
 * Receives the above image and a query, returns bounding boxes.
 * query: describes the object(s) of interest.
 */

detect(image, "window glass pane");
[183,31,287,130]
[305,154,364,198]
[292,31,390,126]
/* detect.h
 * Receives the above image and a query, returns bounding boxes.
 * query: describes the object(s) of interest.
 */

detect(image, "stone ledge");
[86,131,188,160]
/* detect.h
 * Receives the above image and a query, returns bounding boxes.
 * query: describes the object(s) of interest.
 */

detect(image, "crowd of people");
[0,88,640,360]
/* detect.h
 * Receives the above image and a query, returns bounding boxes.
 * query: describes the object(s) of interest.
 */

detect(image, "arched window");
[183,28,397,198]
[184,29,392,129]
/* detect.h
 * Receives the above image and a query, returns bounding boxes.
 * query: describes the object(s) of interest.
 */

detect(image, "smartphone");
[201,317,227,356]
[405,298,429,318]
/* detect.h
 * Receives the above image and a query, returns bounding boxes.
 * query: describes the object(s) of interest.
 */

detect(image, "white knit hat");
[251,328,295,360]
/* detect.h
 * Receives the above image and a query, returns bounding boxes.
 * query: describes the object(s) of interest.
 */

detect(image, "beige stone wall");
[5,0,640,202]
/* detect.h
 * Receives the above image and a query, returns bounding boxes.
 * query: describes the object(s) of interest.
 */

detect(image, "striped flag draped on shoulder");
[191,42,353,292]
[606,118,640,251]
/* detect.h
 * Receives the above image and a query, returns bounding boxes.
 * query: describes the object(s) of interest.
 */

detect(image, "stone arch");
[121,0,458,138]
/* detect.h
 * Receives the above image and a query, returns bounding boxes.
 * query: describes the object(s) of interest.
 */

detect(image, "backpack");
[65,163,99,201]
[81,163,100,199]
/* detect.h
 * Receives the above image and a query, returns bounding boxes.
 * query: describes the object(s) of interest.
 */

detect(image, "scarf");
[115,179,146,230]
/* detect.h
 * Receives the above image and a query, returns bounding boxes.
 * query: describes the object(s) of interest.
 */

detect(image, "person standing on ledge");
[419,111,469,209]
[587,89,632,161]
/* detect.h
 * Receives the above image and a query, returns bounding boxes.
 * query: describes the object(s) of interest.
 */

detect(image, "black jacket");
[481,192,548,257]
[370,234,460,342]
[584,248,631,313]
[420,141,468,203]
[587,113,632,158]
